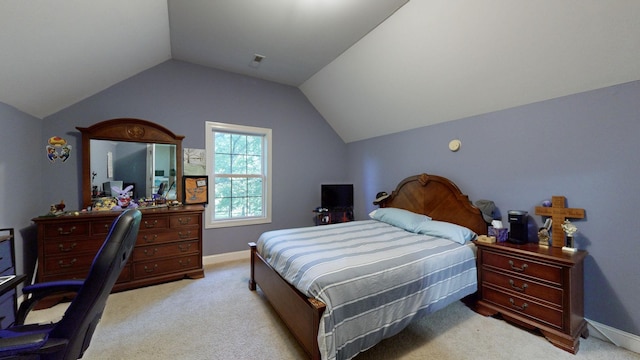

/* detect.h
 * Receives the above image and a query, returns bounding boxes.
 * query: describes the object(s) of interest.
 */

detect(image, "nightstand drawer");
[482,251,563,286]
[482,268,563,307]
[482,286,563,330]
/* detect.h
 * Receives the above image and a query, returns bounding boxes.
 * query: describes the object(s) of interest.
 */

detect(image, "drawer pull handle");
[178,217,191,225]
[144,248,159,257]
[178,231,191,239]
[144,220,158,228]
[144,264,158,273]
[509,298,528,311]
[178,258,191,267]
[509,279,528,292]
[178,244,192,252]
[57,226,76,235]
[58,258,77,268]
[58,243,77,252]
[143,234,158,243]
[508,260,528,272]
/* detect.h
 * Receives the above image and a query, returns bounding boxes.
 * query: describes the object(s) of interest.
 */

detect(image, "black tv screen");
[321,184,353,210]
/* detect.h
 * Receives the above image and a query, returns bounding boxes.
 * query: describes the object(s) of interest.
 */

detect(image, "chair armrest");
[22,280,84,298]
[15,280,85,325]
[0,330,67,359]
[0,332,48,357]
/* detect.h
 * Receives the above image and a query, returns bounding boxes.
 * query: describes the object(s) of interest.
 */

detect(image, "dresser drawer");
[139,217,169,230]
[482,286,563,330]
[482,268,563,307]
[133,254,201,280]
[133,240,200,261]
[43,254,95,276]
[91,219,118,235]
[482,251,563,286]
[43,222,90,239]
[137,228,199,246]
[40,264,131,284]
[170,214,201,228]
[43,238,104,256]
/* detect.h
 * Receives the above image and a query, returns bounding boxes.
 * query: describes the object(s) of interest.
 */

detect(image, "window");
[205,122,272,228]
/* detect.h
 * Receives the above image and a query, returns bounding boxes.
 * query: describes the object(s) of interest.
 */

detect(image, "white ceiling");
[2,1,640,143]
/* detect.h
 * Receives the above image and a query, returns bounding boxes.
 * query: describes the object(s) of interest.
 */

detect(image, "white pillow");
[414,220,477,245]
[369,208,431,232]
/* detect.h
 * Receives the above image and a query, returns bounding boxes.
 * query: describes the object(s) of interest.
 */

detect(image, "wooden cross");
[535,196,585,248]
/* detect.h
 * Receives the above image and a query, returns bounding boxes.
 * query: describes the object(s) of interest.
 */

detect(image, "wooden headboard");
[380,173,488,235]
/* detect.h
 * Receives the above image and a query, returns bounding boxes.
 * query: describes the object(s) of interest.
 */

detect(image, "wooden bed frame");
[248,173,488,359]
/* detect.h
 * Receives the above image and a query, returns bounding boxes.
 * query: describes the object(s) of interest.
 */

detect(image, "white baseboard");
[203,249,250,266]
[587,318,640,354]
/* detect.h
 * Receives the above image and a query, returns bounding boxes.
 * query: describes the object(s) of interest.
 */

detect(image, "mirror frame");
[77,118,184,209]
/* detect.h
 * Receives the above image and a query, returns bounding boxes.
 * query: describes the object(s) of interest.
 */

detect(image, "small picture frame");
[183,176,208,205]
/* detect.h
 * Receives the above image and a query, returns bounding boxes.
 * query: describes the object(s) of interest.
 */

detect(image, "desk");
[1,228,25,328]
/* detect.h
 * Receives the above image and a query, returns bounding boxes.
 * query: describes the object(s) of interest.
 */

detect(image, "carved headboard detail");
[380,173,488,235]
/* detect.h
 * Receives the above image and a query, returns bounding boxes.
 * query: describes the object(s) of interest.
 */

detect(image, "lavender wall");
[347,80,640,336]
[5,59,639,338]
[42,60,349,255]
[0,102,42,277]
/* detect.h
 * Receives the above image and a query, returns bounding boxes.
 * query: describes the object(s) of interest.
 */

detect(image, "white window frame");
[205,121,272,228]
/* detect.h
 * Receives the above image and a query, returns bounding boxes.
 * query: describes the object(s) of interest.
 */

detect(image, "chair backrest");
[49,209,141,360]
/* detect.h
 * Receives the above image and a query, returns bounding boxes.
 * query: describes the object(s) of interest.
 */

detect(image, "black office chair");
[0,209,142,359]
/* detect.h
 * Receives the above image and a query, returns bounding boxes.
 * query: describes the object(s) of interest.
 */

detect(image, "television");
[321,184,354,210]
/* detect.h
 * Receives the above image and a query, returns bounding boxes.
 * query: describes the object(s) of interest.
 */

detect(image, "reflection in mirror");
[78,118,184,209]
[90,140,177,200]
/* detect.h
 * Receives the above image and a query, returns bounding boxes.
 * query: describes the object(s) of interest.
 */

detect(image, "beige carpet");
[27,259,640,360]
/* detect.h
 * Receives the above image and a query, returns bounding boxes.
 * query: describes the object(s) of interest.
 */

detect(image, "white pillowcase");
[369,208,431,233]
[414,220,477,245]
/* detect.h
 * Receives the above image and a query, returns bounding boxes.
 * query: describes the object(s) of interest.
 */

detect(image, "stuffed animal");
[111,185,138,210]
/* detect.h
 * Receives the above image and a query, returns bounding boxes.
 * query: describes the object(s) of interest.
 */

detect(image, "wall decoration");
[183,176,208,205]
[184,148,206,175]
[46,136,72,163]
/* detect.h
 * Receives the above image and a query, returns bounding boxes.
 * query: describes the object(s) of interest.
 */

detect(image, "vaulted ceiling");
[2,1,639,143]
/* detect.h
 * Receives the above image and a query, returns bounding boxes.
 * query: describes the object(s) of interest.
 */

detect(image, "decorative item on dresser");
[474,241,588,354]
[32,205,204,308]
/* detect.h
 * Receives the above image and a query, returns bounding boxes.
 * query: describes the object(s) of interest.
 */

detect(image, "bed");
[248,173,488,360]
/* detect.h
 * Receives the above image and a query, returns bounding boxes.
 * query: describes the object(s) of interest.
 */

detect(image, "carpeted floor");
[26,259,640,360]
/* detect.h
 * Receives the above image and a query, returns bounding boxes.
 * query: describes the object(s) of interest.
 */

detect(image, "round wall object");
[448,139,461,152]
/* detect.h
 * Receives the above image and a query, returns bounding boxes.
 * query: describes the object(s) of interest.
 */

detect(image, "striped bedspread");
[257,220,478,360]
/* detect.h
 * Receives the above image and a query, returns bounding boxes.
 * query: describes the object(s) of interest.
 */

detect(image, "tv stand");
[313,207,353,225]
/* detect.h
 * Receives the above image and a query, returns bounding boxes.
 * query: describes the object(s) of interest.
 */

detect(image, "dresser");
[474,241,588,354]
[32,205,204,306]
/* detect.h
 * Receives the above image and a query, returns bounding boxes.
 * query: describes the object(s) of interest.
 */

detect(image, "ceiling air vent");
[250,54,265,68]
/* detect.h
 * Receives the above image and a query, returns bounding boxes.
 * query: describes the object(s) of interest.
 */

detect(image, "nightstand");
[313,208,353,225]
[474,241,588,354]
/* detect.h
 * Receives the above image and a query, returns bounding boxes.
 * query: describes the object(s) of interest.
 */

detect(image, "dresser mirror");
[78,118,184,209]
